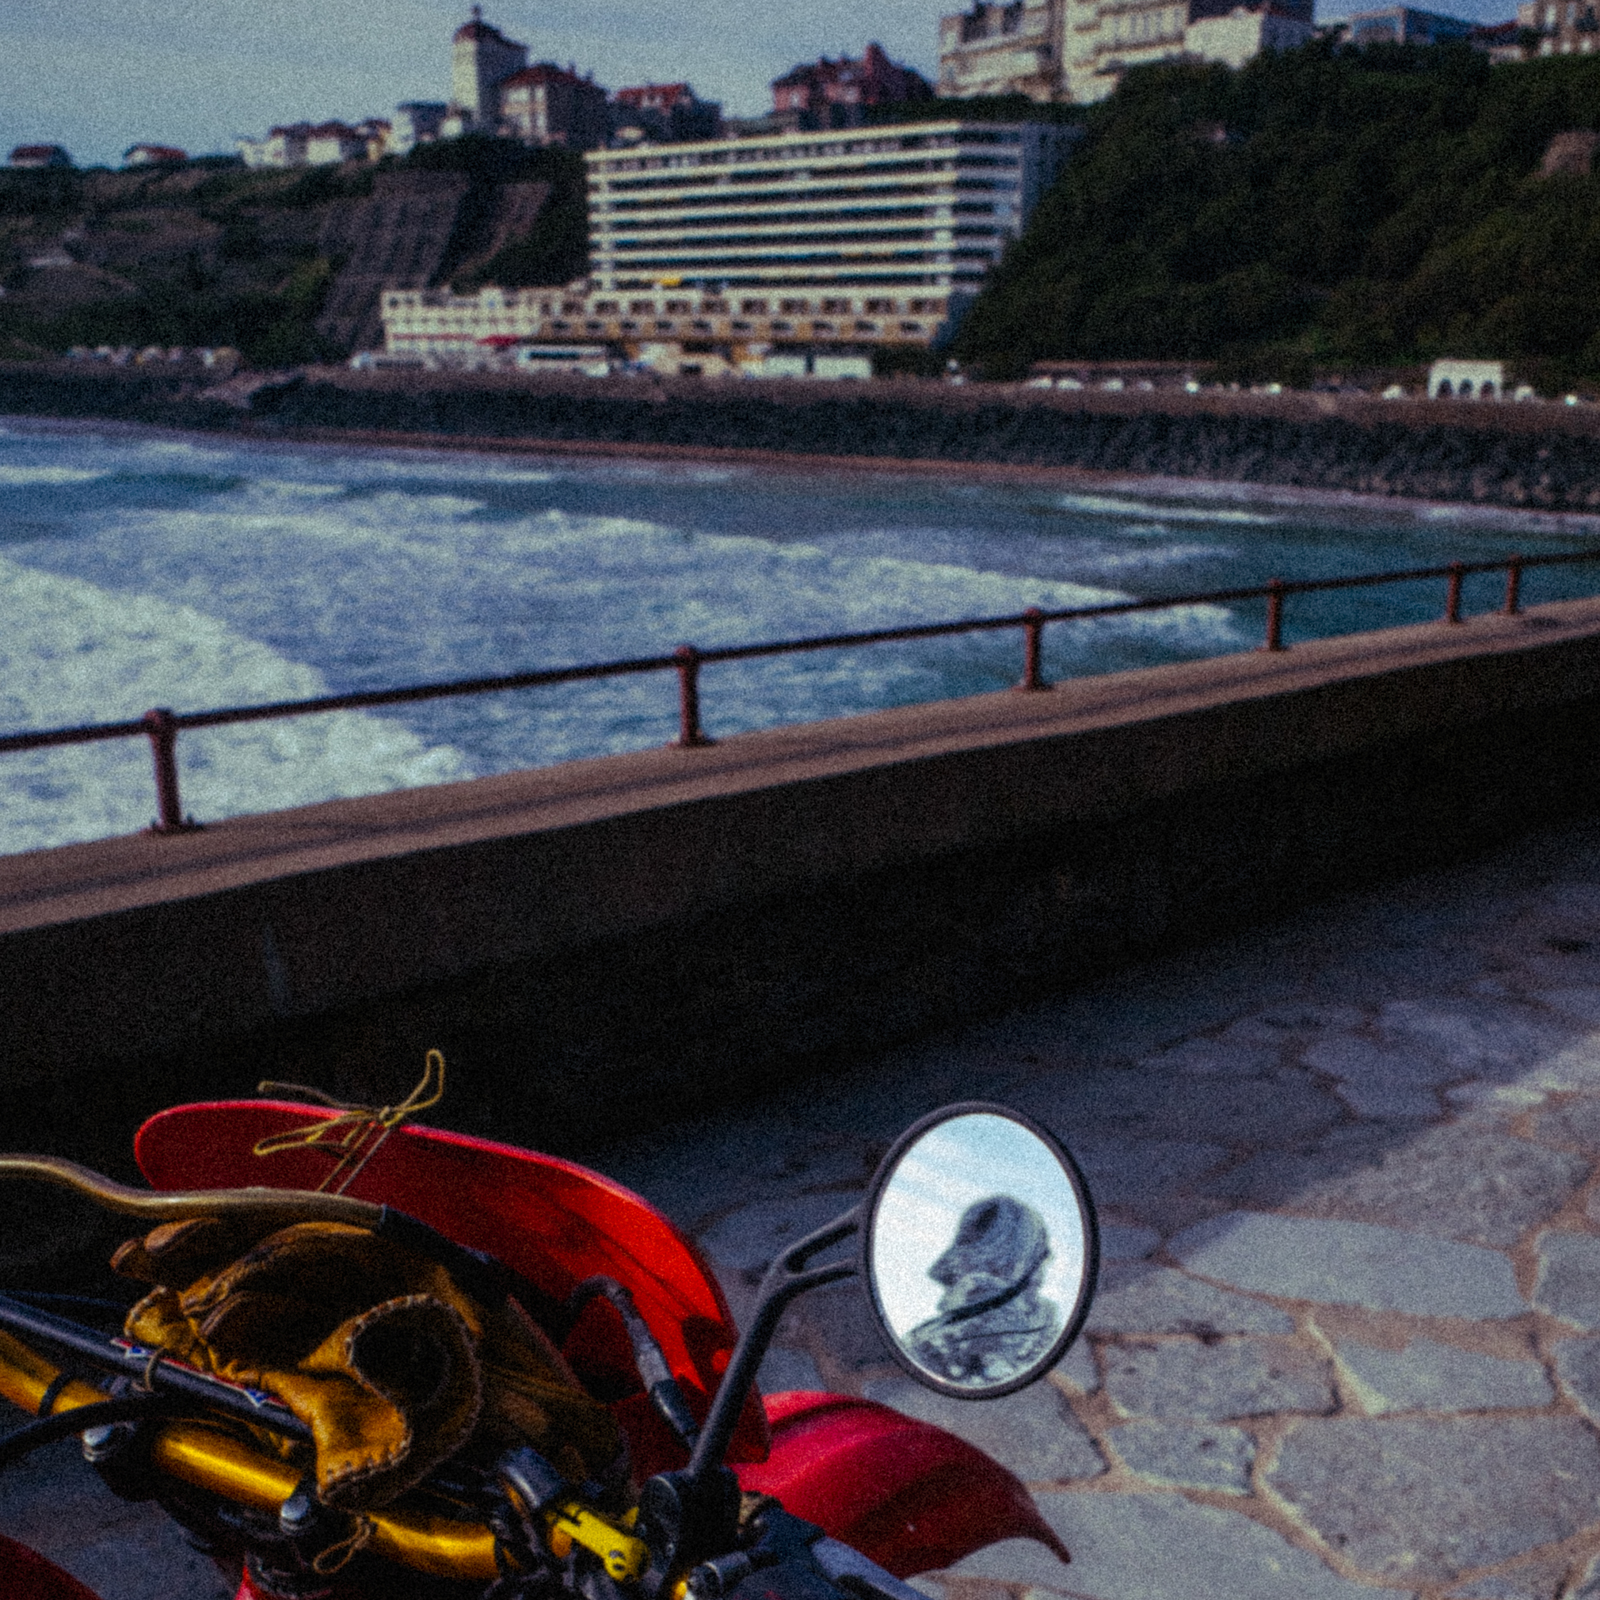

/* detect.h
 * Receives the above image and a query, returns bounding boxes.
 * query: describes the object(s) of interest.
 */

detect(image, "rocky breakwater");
[7,360,1600,511]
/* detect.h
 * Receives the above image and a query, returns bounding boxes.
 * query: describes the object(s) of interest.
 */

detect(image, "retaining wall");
[6,600,1600,1173]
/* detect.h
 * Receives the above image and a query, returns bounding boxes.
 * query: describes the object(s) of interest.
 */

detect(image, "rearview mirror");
[861,1103,1097,1399]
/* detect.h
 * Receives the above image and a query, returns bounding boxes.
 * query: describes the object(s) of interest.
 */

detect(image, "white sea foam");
[1085,541,1230,570]
[0,559,470,854]
[0,466,111,486]
[249,479,347,499]
[345,455,557,486]
[1056,493,1281,526]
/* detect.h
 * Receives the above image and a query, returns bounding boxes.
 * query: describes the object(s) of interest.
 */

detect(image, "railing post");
[674,645,714,748]
[1504,554,1524,616]
[1014,606,1053,692]
[1445,561,1464,624]
[1261,578,1286,652]
[142,709,200,834]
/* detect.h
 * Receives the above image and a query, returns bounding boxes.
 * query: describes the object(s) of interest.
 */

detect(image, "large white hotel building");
[380,120,1078,375]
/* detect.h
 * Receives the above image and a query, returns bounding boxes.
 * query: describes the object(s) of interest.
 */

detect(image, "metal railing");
[4,548,1599,837]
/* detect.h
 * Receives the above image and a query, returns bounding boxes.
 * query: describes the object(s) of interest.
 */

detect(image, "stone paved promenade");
[14,814,1600,1599]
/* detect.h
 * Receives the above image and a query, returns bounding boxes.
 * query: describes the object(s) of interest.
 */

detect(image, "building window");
[900,321,924,334]
[629,300,655,313]
[780,298,809,313]
[665,299,691,312]
[740,298,768,313]
[703,298,730,313]
[692,319,714,332]
[773,320,794,333]
[561,300,584,314]
[821,298,850,313]
[594,301,619,314]
[812,320,836,334]
[854,320,878,333]
[732,319,754,332]
[865,298,896,313]
[656,320,676,332]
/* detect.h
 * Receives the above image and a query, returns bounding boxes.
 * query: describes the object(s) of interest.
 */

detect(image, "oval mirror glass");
[862,1103,1098,1398]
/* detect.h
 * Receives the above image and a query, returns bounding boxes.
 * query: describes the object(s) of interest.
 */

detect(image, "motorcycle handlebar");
[1,1327,931,1600]
[0,1328,500,1581]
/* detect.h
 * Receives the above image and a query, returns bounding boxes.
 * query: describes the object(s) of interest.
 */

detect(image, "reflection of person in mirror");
[906,1195,1061,1385]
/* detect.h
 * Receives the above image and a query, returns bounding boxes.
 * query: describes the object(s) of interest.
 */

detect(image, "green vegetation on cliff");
[0,159,374,365]
[0,139,585,365]
[955,46,1600,386]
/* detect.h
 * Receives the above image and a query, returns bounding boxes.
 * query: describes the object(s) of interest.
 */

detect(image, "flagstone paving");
[16,814,1600,1598]
[648,814,1600,1600]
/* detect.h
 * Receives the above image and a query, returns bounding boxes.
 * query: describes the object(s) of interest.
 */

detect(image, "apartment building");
[587,120,1075,301]
[380,120,1079,374]
[939,0,1313,100]
[938,1,1063,100]
[1518,0,1600,52]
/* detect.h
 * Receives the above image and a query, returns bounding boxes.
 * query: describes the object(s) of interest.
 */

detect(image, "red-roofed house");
[771,44,932,130]
[498,62,609,148]
[123,144,188,167]
[8,144,72,170]
[610,84,722,143]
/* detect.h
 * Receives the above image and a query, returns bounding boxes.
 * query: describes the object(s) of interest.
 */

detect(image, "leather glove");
[114,1218,621,1512]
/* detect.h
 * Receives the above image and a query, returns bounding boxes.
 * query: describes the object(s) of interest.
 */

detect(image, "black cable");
[35,1371,73,1418]
[0,1292,311,1442]
[568,1277,701,1450]
[6,1291,138,1322]
[0,1395,186,1472]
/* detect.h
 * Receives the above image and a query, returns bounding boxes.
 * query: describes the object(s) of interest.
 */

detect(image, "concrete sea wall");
[6,361,1600,509]
[6,598,1600,1176]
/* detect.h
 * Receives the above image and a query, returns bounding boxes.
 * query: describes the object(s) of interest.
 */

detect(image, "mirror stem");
[685,1207,859,1489]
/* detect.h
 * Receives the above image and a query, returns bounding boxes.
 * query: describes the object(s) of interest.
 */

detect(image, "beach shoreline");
[0,357,1588,511]
[9,406,1600,537]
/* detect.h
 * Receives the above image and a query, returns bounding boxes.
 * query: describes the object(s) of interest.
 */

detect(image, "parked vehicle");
[0,1092,1097,1600]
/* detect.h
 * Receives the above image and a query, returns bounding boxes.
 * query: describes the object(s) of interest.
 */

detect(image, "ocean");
[4,416,1599,858]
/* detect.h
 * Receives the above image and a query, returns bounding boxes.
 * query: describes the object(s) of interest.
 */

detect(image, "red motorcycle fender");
[736,1392,1071,1580]
[0,1536,103,1600]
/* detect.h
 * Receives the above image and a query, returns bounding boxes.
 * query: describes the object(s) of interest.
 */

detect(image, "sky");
[0,0,945,168]
[0,0,1525,169]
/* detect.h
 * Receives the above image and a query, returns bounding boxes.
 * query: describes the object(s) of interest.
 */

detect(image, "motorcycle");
[0,1080,1099,1600]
